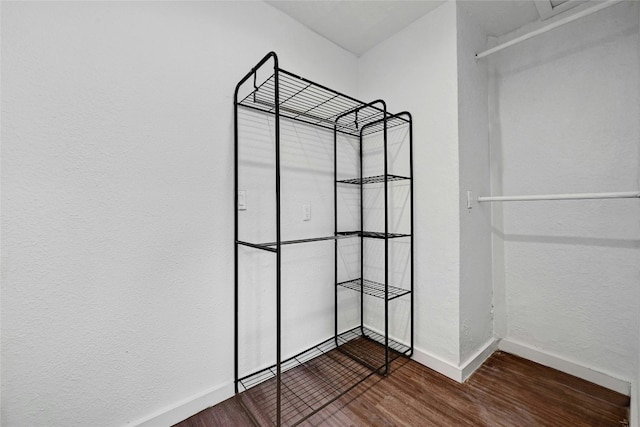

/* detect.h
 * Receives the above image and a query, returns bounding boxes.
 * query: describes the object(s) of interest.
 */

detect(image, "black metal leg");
[273,58,282,427]
[359,125,364,336]
[334,125,339,347]
[234,88,239,395]
[383,107,389,376]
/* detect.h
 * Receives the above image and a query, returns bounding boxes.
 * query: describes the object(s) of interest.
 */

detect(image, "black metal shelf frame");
[234,52,414,426]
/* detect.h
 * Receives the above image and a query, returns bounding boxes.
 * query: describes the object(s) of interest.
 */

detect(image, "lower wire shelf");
[237,326,411,426]
[337,278,411,301]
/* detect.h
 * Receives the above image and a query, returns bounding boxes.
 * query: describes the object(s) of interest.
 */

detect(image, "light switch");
[238,191,247,210]
[302,203,311,221]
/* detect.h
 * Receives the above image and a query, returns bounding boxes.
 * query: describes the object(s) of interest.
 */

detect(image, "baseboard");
[130,382,234,427]
[460,338,499,381]
[412,338,497,383]
[498,338,630,396]
[412,346,463,382]
[631,379,638,427]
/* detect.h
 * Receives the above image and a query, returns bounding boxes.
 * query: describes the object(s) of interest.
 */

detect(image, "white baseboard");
[631,379,638,427]
[130,382,234,427]
[412,338,498,383]
[461,338,499,381]
[498,338,630,396]
[412,346,463,382]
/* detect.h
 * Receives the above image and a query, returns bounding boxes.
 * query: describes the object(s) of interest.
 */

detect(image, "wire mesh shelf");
[337,278,411,300]
[237,327,409,426]
[336,174,410,185]
[337,230,411,239]
[237,69,409,137]
[337,326,411,369]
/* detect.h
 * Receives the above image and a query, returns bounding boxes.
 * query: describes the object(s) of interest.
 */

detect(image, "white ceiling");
[459,1,541,37]
[265,0,446,56]
[265,0,572,57]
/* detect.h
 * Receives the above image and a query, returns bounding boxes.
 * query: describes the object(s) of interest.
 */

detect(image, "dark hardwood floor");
[175,351,630,426]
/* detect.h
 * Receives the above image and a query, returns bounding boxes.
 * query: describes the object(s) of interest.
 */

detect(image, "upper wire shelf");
[238,69,409,137]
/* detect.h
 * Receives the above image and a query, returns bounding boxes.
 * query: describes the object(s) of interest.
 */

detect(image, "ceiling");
[265,0,445,56]
[265,0,582,57]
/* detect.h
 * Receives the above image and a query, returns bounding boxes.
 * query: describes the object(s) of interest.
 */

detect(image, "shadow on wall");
[492,228,640,249]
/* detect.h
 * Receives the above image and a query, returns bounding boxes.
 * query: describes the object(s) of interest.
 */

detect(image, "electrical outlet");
[302,203,311,221]
[238,191,247,210]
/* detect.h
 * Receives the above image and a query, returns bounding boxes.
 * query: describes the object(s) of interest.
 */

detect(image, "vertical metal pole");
[408,114,414,356]
[274,60,282,427]
[234,92,239,395]
[359,125,364,336]
[334,125,339,346]
[383,110,389,375]
[234,52,278,400]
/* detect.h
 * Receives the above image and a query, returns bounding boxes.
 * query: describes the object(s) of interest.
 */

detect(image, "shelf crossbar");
[239,232,410,252]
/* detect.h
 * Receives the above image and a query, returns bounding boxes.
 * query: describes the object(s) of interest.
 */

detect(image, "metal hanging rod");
[477,191,640,203]
[475,0,623,60]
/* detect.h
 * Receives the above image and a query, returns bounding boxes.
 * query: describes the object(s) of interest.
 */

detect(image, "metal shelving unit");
[234,51,413,426]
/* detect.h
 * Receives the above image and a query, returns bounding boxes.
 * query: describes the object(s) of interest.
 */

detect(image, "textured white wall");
[490,1,640,382]
[637,322,640,427]
[357,2,462,364]
[456,2,493,363]
[636,6,640,424]
[236,111,361,378]
[0,2,358,426]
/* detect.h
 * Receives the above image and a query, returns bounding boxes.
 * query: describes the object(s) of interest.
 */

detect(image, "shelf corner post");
[382,103,389,375]
[273,54,282,427]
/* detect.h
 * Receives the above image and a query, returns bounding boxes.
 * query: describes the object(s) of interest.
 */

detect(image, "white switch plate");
[238,191,247,210]
[302,203,311,221]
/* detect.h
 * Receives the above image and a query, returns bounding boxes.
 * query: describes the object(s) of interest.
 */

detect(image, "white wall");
[635,6,640,424]
[456,2,493,364]
[0,2,358,426]
[490,0,640,387]
[236,110,363,376]
[637,322,640,426]
[636,322,640,427]
[358,2,462,365]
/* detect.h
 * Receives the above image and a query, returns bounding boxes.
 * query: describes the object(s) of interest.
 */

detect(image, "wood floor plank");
[174,350,629,427]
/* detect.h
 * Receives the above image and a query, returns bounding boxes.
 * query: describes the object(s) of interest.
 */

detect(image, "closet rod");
[478,191,640,202]
[475,0,622,60]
